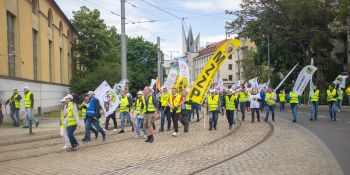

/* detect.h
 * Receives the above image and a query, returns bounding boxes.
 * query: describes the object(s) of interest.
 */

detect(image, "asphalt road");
[276,105,350,175]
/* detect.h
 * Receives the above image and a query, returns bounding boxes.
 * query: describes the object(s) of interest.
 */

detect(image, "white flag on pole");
[163,67,178,89]
[177,57,190,84]
[94,81,120,117]
[333,75,348,89]
[248,77,258,88]
[274,63,299,93]
[293,65,318,95]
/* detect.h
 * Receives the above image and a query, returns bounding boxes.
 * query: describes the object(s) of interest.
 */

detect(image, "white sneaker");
[113,129,118,131]
[143,134,147,139]
[62,145,67,150]
[172,132,178,137]
[135,135,140,139]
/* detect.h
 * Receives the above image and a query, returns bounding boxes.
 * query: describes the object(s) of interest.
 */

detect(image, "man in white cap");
[62,94,80,151]
[22,86,39,128]
[207,89,220,130]
[134,91,147,139]
[5,88,22,127]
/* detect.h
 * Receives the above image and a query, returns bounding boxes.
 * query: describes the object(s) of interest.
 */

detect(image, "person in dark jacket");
[5,88,22,127]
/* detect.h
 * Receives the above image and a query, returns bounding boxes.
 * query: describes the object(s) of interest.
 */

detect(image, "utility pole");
[267,34,271,81]
[120,0,128,84]
[157,37,162,86]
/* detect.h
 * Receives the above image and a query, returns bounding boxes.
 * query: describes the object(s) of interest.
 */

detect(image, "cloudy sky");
[56,0,241,59]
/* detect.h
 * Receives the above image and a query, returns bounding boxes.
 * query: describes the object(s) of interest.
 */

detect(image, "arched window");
[31,0,38,14]
[48,9,53,27]
[59,21,63,37]
[67,29,70,39]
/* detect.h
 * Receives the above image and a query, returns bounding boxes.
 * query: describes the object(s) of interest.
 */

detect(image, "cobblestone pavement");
[0,111,343,175]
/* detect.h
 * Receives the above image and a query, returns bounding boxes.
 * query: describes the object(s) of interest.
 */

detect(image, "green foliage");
[226,0,337,86]
[70,6,158,96]
[241,48,269,83]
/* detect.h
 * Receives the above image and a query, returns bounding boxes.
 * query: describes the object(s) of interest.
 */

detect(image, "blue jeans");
[291,103,298,121]
[336,100,342,111]
[120,112,133,130]
[265,105,275,121]
[160,107,171,130]
[84,117,104,141]
[329,102,336,120]
[279,102,285,112]
[310,102,318,120]
[10,109,19,126]
[24,108,38,126]
[67,125,78,148]
[209,111,218,129]
[135,115,147,137]
[192,104,200,120]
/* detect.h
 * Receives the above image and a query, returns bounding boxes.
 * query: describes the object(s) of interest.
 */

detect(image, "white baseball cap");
[60,94,73,102]
[86,91,94,95]
[137,91,143,95]
[23,86,29,90]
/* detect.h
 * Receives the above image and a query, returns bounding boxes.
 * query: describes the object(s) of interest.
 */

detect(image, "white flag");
[162,67,178,89]
[94,81,120,117]
[177,57,190,84]
[333,75,348,89]
[248,77,258,88]
[293,65,317,95]
[150,79,156,88]
[274,63,299,93]
[215,78,224,92]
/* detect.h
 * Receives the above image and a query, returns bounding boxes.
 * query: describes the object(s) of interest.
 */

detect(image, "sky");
[55,0,242,59]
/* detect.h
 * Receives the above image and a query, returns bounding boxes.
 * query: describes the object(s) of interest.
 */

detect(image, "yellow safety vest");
[136,99,144,115]
[10,94,21,109]
[81,101,87,119]
[24,92,32,108]
[225,95,236,110]
[169,94,182,113]
[310,90,319,102]
[120,96,130,112]
[326,89,337,102]
[266,93,276,105]
[337,90,343,100]
[185,96,192,111]
[238,91,248,103]
[208,94,219,112]
[160,93,170,107]
[289,92,299,104]
[142,96,156,113]
[67,103,77,127]
[345,87,350,96]
[279,93,286,102]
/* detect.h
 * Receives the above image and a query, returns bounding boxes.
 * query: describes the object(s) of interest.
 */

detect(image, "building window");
[33,29,38,80]
[31,0,38,14]
[49,40,53,82]
[7,12,16,78]
[229,75,233,81]
[228,64,232,70]
[59,21,63,37]
[48,9,52,27]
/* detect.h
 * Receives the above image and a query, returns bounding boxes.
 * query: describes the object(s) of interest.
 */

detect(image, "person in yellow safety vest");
[134,91,147,139]
[346,85,350,106]
[62,94,80,151]
[142,86,160,143]
[327,85,338,121]
[336,87,344,112]
[118,90,134,133]
[288,90,300,122]
[224,89,238,128]
[180,90,192,133]
[238,85,248,121]
[59,96,71,150]
[207,89,220,130]
[309,86,319,121]
[5,88,22,127]
[22,86,39,128]
[159,87,171,132]
[265,88,277,122]
[167,87,183,136]
[278,89,286,112]
[79,95,98,139]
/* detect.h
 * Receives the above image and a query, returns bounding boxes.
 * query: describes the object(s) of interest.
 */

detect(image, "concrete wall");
[0,78,70,121]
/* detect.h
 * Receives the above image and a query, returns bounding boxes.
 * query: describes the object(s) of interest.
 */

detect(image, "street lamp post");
[120,0,128,84]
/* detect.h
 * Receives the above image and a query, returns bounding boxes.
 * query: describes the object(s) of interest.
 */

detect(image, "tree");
[226,0,337,87]
[241,48,269,82]
[70,6,158,96]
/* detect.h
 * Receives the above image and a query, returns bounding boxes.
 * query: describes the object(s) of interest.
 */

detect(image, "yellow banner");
[174,75,189,93]
[189,39,240,104]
